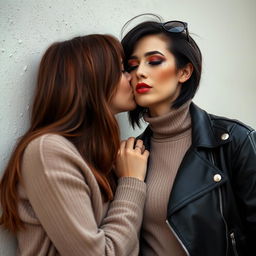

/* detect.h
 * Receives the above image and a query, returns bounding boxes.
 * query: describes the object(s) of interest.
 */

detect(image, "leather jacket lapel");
[167,148,227,216]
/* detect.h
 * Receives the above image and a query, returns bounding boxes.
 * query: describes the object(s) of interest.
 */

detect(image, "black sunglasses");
[162,20,189,42]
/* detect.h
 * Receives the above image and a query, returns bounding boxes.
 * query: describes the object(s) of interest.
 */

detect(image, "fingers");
[135,139,143,148]
[120,140,126,150]
[123,137,146,154]
[125,137,135,149]
[134,139,143,153]
[142,149,150,158]
[118,140,126,155]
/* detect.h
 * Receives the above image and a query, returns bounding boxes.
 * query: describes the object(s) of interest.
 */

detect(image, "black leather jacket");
[138,103,256,256]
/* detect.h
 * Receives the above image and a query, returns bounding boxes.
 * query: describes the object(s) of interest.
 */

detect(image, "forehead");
[132,34,170,56]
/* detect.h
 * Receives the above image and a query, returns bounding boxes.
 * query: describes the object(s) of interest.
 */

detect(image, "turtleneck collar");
[143,100,192,141]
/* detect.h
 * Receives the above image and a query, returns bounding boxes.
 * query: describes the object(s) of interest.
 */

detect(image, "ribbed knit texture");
[17,134,146,256]
[140,101,192,256]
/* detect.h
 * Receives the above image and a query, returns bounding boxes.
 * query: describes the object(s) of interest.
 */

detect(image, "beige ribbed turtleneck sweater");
[140,101,192,256]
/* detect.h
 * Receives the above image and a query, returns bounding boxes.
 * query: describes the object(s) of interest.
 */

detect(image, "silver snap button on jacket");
[221,133,229,140]
[213,174,222,182]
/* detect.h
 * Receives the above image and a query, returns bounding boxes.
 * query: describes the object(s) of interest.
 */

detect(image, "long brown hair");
[0,34,124,232]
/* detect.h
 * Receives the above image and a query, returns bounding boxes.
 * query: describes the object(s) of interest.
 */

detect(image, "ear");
[178,63,193,83]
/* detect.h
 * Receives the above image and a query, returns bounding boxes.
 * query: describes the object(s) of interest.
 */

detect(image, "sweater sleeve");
[21,134,146,256]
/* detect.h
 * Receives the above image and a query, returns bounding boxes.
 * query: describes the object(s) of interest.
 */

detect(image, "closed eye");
[127,65,138,72]
[148,60,163,65]
[127,59,139,72]
[147,56,165,66]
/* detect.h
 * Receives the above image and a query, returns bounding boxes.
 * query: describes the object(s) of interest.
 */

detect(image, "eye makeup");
[127,54,165,71]
[127,59,138,66]
[147,56,165,65]
[127,59,139,71]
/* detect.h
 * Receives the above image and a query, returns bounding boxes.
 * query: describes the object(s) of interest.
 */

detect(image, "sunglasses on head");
[161,20,189,42]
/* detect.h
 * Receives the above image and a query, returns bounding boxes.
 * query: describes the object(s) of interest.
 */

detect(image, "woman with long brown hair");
[0,34,149,255]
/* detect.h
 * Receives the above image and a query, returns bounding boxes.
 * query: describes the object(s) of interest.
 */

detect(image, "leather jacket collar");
[139,102,232,150]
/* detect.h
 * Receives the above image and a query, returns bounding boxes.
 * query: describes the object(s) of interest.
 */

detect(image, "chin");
[119,102,137,113]
[128,102,137,111]
[134,99,151,108]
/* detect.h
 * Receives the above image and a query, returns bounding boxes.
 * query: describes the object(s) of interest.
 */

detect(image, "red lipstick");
[136,83,152,94]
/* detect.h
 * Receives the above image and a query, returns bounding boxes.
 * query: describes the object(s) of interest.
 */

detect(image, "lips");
[136,83,152,94]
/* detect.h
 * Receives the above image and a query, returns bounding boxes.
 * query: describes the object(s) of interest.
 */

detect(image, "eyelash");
[127,59,163,71]
[127,66,137,72]
[148,60,163,65]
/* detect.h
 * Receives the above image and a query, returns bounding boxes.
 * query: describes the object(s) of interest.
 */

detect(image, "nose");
[136,63,147,79]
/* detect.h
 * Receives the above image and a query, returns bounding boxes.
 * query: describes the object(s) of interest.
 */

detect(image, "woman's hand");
[115,137,149,181]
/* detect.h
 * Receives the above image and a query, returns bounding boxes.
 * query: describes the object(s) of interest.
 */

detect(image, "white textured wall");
[0,0,255,255]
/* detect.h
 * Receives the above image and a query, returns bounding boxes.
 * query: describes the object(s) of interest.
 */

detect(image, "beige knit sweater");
[17,134,146,256]
[140,101,192,256]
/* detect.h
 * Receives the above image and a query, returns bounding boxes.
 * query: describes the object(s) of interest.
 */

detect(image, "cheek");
[130,73,137,86]
[117,77,129,93]
[122,81,132,94]
[155,66,177,84]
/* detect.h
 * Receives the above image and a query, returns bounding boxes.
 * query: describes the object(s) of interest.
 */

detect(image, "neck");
[148,92,181,117]
[144,100,192,140]
[149,104,175,117]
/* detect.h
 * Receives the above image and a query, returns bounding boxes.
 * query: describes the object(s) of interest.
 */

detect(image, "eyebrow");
[129,51,164,59]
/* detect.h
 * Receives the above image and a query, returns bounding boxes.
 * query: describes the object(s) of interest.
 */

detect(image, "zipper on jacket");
[166,220,190,256]
[230,232,239,256]
[218,188,229,256]
[210,152,229,256]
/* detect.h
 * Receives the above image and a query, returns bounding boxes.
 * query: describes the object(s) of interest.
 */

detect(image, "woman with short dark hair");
[122,16,256,256]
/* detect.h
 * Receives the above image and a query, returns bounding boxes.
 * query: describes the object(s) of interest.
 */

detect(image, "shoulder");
[209,113,255,142]
[21,134,99,196]
[26,133,76,153]
[23,134,89,177]
[203,112,256,155]
[191,102,254,137]
[24,134,80,160]
[191,103,255,149]
[210,113,254,132]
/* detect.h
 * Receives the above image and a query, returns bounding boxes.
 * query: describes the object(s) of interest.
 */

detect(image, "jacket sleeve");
[21,134,146,256]
[232,129,256,246]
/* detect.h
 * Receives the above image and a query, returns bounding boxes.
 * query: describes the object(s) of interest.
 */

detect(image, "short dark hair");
[121,21,202,128]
